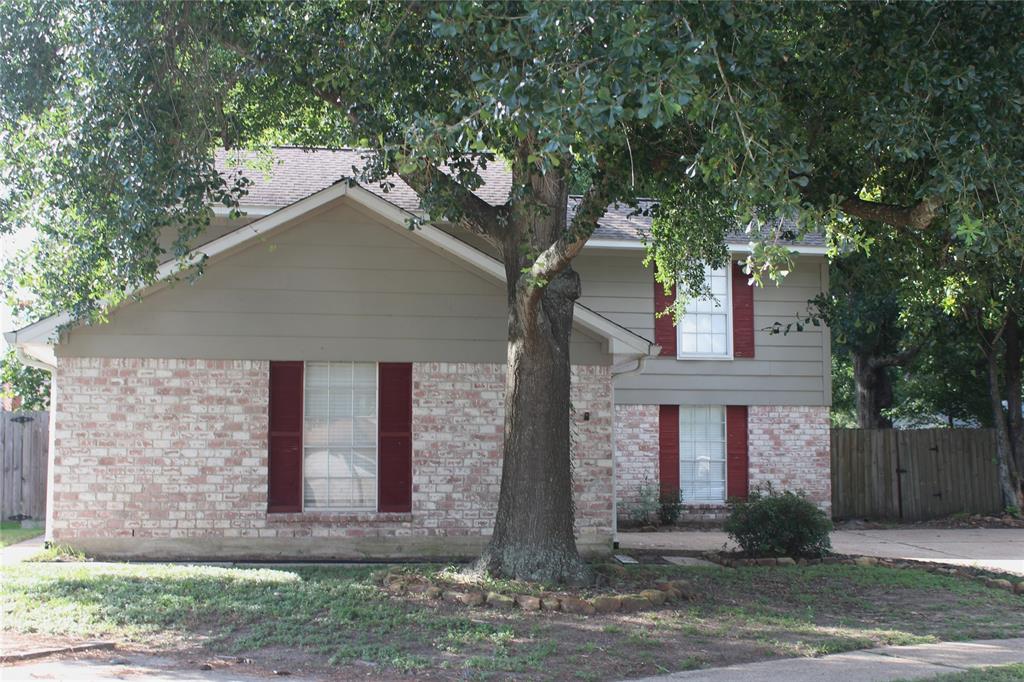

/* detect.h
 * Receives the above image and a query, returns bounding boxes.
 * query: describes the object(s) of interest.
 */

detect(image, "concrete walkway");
[630,638,1024,681]
[0,536,44,566]
[618,528,1024,575]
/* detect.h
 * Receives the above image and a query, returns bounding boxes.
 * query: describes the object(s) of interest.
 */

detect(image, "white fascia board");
[5,312,73,347]
[211,205,278,218]
[584,238,828,256]
[18,343,56,369]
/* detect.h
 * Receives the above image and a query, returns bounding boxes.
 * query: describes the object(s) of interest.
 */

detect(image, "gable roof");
[218,148,827,251]
[7,175,653,367]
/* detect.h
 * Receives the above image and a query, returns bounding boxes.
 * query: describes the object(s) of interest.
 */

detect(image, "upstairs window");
[677,266,731,358]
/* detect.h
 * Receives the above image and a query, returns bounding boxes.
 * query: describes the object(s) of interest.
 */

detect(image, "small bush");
[658,488,683,526]
[724,486,832,558]
[626,479,661,525]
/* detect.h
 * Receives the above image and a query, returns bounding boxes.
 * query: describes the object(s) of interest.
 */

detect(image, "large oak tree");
[2,1,1023,577]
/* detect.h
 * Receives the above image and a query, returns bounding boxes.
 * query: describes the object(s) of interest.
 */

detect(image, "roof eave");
[12,182,652,359]
[583,238,828,256]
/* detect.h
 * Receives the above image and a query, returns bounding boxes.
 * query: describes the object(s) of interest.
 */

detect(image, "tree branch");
[525,173,612,291]
[208,29,503,240]
[394,163,503,241]
[311,86,502,240]
[839,195,943,230]
[869,344,922,370]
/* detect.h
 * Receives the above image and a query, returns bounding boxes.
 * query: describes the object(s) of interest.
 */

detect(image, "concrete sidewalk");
[630,638,1024,681]
[0,536,45,566]
[618,528,1024,576]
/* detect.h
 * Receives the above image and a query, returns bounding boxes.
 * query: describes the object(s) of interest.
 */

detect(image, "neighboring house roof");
[7,173,654,367]
[217,148,827,250]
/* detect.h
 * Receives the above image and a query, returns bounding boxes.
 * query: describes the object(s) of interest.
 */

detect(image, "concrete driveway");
[618,528,1024,575]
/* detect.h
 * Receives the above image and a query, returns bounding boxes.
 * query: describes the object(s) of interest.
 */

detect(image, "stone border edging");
[379,572,696,615]
[0,641,116,663]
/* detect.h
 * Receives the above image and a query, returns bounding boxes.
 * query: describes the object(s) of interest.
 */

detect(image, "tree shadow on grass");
[2,562,1023,680]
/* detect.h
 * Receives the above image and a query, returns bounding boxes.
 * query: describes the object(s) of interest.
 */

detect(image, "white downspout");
[609,347,659,547]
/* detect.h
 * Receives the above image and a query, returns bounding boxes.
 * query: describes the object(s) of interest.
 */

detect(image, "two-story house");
[6,148,830,560]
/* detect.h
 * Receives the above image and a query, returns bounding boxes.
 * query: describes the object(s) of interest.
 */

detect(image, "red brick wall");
[412,363,613,539]
[748,405,831,511]
[51,357,613,552]
[613,403,832,521]
[613,404,660,513]
[51,358,271,540]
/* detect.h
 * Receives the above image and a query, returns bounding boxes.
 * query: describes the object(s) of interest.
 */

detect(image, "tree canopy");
[2,1,1023,570]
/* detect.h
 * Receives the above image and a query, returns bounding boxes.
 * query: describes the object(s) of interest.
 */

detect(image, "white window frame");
[678,405,728,504]
[676,265,733,360]
[301,361,379,513]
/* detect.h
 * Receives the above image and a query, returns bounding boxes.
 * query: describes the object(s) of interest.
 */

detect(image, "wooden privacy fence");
[0,410,49,521]
[831,428,1003,521]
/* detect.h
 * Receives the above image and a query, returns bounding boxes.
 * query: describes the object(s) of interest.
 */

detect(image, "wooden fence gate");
[0,410,49,521]
[831,428,1004,521]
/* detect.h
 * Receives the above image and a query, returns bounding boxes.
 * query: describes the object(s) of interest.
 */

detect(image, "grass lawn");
[1,561,1022,681]
[0,521,42,548]
[910,664,1024,681]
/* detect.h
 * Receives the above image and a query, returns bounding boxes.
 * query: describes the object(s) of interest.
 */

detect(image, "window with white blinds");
[303,362,377,511]
[677,266,731,357]
[679,405,727,503]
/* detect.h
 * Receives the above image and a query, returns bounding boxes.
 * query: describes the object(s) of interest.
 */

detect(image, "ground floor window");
[679,405,727,502]
[303,361,378,511]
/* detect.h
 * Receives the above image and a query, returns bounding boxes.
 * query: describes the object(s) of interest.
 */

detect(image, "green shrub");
[658,488,683,525]
[626,479,661,525]
[724,486,833,558]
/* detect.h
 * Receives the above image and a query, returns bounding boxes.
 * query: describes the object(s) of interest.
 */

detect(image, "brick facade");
[748,405,831,511]
[613,404,659,515]
[613,403,831,523]
[50,357,613,558]
[51,358,271,541]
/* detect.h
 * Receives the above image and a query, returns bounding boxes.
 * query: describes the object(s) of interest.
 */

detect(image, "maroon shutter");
[726,405,749,500]
[378,363,413,513]
[658,405,680,497]
[654,274,677,357]
[732,261,755,358]
[268,361,303,513]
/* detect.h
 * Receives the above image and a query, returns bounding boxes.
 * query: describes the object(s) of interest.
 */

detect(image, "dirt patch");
[4,562,1023,681]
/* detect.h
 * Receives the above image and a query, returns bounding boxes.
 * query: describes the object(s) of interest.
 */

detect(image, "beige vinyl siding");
[58,200,609,365]
[574,251,831,406]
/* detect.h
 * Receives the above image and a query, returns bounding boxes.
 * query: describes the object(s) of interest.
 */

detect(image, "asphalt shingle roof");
[217,148,824,247]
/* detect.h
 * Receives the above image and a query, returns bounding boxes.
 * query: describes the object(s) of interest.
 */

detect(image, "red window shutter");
[654,275,677,357]
[732,261,755,358]
[658,405,680,497]
[378,363,413,513]
[268,361,303,513]
[726,405,749,500]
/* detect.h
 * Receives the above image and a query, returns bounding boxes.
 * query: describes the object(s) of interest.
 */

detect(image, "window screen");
[303,362,377,511]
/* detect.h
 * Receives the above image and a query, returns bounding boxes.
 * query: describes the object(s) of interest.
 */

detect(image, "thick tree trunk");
[852,352,894,429]
[986,346,1024,514]
[476,170,590,584]
[478,268,589,583]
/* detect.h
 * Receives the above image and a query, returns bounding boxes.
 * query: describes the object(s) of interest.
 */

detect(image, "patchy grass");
[1,562,1022,680]
[905,664,1024,681]
[0,521,42,548]
[22,543,85,562]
